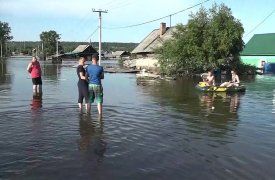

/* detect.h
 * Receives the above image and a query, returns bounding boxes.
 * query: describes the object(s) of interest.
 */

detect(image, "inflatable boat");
[196,82,246,92]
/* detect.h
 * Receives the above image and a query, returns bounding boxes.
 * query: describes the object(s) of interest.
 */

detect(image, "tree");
[156,4,245,75]
[40,30,62,56]
[0,21,13,57]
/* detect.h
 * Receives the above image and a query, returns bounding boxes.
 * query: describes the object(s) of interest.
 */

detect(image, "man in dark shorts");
[27,56,42,95]
[86,54,104,115]
[77,57,90,113]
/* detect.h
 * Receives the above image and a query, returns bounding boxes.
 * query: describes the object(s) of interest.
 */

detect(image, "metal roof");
[241,33,275,56]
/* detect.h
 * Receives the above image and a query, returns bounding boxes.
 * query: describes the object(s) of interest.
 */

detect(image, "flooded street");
[0,57,275,180]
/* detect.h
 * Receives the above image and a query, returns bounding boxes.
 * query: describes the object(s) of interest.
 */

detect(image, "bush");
[155,4,245,76]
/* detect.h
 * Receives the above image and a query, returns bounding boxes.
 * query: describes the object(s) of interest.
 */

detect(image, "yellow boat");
[196,82,246,92]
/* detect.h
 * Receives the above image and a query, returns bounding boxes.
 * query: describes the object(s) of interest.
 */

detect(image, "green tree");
[0,21,13,57]
[156,4,245,75]
[40,30,62,56]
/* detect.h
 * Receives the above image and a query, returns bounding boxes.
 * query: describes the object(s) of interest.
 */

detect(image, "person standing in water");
[86,54,104,115]
[27,56,42,95]
[77,57,90,113]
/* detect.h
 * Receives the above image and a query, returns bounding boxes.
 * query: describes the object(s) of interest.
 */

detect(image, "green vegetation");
[0,21,13,57]
[7,41,41,55]
[40,30,62,57]
[1,21,137,57]
[7,41,137,56]
[156,4,254,75]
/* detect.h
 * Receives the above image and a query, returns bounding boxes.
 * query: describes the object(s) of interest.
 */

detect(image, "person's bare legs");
[78,103,83,112]
[86,103,91,114]
[97,103,102,115]
[227,83,233,87]
[33,85,38,94]
[220,82,230,87]
[38,84,42,94]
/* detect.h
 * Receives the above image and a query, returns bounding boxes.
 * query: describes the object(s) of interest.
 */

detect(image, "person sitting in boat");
[202,70,215,86]
[220,70,240,87]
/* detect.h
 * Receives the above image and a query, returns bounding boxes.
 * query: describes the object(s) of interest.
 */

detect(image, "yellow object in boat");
[196,82,246,92]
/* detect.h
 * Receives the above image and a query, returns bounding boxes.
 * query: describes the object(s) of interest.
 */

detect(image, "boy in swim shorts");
[86,54,104,115]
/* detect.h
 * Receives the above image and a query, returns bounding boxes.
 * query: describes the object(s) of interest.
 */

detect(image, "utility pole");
[41,42,44,60]
[56,37,58,57]
[0,41,2,58]
[169,15,172,27]
[92,9,108,65]
[5,42,8,57]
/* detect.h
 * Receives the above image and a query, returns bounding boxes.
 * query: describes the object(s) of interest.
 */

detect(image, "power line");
[108,0,134,11]
[84,27,99,42]
[104,0,210,29]
[100,0,121,9]
[244,9,275,37]
[98,0,131,11]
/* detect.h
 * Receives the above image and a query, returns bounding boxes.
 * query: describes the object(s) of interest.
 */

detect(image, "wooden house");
[62,45,98,59]
[131,23,176,58]
[112,51,130,59]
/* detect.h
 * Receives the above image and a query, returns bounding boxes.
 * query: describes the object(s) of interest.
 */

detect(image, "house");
[112,51,130,59]
[72,45,98,57]
[241,33,275,68]
[63,45,98,59]
[131,23,176,58]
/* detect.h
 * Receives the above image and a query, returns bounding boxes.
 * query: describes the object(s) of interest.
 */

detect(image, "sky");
[0,0,275,43]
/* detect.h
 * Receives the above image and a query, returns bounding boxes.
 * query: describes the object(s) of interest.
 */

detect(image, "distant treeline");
[7,41,138,55]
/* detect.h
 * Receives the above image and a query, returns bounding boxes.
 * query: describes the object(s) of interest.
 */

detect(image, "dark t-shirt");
[77,65,88,86]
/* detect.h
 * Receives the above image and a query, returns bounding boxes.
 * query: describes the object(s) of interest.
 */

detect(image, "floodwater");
[0,57,275,180]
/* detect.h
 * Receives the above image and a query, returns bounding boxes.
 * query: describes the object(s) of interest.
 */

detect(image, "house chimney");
[160,22,166,36]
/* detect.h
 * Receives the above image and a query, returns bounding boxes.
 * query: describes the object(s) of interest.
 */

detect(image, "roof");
[70,45,98,57]
[72,45,90,53]
[112,51,127,56]
[241,33,275,56]
[131,27,176,54]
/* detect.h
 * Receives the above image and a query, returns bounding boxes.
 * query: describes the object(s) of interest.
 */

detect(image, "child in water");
[220,70,240,87]
[203,70,215,86]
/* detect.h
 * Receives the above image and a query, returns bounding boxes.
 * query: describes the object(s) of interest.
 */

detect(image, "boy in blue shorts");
[86,54,104,115]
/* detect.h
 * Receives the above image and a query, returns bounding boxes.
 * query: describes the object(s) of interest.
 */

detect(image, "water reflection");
[228,93,241,113]
[0,61,12,105]
[42,63,62,82]
[31,92,42,110]
[199,92,241,114]
[0,60,12,88]
[137,78,241,140]
[78,115,106,163]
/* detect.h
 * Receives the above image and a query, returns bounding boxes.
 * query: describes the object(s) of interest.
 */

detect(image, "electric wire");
[101,0,129,10]
[84,27,99,42]
[108,0,134,11]
[244,9,275,37]
[103,0,210,29]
